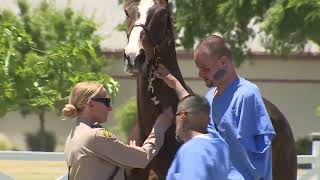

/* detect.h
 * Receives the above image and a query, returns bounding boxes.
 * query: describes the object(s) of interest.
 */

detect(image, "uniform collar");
[192,134,211,140]
[215,77,241,98]
[76,116,95,127]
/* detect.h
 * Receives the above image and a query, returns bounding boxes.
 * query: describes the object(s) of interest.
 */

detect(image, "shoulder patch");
[102,129,112,138]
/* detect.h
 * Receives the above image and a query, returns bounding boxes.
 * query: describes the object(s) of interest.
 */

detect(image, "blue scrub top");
[205,78,275,180]
[166,133,244,180]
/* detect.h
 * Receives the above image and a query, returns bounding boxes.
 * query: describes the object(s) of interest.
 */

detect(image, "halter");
[126,23,171,68]
[126,16,173,107]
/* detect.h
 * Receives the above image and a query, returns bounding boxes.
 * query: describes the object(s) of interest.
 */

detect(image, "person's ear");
[220,56,229,68]
[87,99,94,108]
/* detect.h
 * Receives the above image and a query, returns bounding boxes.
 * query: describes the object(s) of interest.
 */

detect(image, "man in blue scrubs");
[156,35,275,179]
[196,35,275,180]
[166,95,243,180]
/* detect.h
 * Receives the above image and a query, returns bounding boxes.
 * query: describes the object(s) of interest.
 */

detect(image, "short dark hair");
[178,95,210,116]
[195,35,232,60]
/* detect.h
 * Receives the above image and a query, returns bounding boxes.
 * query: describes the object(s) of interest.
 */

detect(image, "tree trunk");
[38,109,46,151]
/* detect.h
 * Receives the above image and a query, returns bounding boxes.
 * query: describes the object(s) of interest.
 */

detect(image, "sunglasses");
[91,97,111,107]
[175,111,189,117]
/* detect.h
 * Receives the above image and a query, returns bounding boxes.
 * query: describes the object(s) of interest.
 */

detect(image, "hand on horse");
[154,106,174,130]
[129,140,137,148]
[156,64,190,101]
[155,64,178,89]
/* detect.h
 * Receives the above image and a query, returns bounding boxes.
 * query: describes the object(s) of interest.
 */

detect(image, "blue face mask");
[213,69,226,81]
[209,69,226,88]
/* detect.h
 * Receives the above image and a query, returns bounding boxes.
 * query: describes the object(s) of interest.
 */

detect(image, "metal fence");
[1,134,320,180]
[297,133,320,180]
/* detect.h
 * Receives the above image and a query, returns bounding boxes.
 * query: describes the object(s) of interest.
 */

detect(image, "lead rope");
[148,64,160,106]
[147,45,162,106]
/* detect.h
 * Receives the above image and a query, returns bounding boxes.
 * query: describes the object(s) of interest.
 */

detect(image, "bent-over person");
[166,95,244,180]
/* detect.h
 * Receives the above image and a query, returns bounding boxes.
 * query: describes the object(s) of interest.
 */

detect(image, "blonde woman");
[63,81,173,180]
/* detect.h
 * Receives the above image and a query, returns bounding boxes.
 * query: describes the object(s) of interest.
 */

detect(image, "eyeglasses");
[91,97,111,107]
[175,111,189,117]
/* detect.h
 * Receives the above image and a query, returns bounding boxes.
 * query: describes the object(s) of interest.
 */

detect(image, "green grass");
[0,160,67,180]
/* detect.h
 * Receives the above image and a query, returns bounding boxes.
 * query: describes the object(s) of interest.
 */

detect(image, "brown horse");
[123,0,297,179]
[123,0,188,179]
[263,98,297,180]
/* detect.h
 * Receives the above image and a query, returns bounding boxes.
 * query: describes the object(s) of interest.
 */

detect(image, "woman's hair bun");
[62,104,78,118]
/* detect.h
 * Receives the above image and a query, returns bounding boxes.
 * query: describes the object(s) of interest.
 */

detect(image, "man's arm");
[155,64,190,100]
[93,107,173,168]
[236,87,275,178]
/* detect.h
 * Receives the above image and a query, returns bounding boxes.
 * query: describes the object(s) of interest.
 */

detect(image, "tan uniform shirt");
[64,117,166,180]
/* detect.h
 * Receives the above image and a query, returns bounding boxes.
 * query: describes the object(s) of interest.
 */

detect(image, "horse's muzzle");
[123,49,147,76]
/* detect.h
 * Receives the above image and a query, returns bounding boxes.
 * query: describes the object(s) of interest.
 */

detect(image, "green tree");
[174,0,320,65]
[261,0,320,55]
[0,0,119,151]
[0,9,31,117]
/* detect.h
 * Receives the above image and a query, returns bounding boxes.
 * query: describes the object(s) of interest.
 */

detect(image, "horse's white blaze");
[124,0,154,62]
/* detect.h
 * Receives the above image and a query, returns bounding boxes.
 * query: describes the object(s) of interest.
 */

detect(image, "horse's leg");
[126,120,150,180]
[263,98,297,180]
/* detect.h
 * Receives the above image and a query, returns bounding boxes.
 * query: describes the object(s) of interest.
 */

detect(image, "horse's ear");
[159,0,168,4]
[124,0,139,8]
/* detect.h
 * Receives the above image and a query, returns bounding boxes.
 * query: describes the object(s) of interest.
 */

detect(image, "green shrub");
[295,137,312,155]
[0,133,13,150]
[25,130,56,152]
[114,97,137,140]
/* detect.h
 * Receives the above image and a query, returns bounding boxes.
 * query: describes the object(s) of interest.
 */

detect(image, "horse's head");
[123,0,171,76]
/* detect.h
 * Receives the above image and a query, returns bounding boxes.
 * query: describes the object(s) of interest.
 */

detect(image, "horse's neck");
[137,42,186,109]
[162,42,186,88]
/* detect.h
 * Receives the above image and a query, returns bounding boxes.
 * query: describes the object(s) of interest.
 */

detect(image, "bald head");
[195,35,232,61]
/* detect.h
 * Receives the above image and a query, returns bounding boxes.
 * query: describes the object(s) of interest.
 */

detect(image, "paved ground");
[0,160,66,180]
[0,160,319,180]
